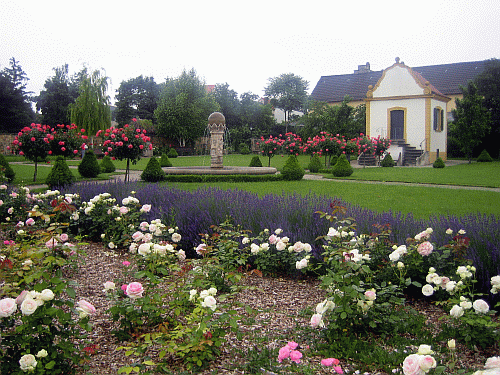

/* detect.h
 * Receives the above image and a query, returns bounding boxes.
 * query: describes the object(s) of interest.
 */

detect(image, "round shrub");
[167,148,179,158]
[239,143,250,154]
[332,154,354,177]
[141,157,166,182]
[477,149,493,162]
[307,154,322,173]
[100,155,116,173]
[433,157,446,168]
[46,156,76,188]
[380,153,395,167]
[330,155,338,167]
[78,150,101,178]
[160,154,172,167]
[281,155,305,181]
[249,156,263,167]
[0,154,15,182]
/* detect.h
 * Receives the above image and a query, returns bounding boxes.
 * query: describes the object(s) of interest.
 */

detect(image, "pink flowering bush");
[257,135,284,166]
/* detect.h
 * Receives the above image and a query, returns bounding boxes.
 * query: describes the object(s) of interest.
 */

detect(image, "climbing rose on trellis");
[98,118,152,181]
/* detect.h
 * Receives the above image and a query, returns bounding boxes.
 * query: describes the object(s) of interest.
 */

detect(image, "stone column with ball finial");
[207,112,226,169]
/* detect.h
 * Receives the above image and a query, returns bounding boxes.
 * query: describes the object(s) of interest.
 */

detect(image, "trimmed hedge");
[249,156,263,167]
[332,154,354,177]
[307,154,322,173]
[381,153,395,167]
[477,149,494,162]
[163,174,283,183]
[160,154,173,167]
[46,156,76,188]
[167,148,179,158]
[100,155,116,173]
[141,157,167,182]
[281,155,305,181]
[433,157,445,168]
[78,150,100,178]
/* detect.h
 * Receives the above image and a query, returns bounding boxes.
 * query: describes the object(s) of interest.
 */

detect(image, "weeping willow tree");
[69,69,111,136]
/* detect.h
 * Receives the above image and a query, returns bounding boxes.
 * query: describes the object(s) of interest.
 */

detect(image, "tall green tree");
[264,73,309,131]
[69,69,111,135]
[210,83,241,128]
[0,58,34,133]
[114,75,160,126]
[154,69,219,147]
[451,81,491,162]
[475,58,500,158]
[36,64,81,126]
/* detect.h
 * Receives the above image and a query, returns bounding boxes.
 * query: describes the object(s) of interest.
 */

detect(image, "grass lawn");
[6,155,500,219]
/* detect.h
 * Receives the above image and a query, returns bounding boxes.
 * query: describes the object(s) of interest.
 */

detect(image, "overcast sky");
[1,0,499,106]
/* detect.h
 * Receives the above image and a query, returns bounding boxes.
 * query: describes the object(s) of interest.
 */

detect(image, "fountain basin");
[163,166,277,175]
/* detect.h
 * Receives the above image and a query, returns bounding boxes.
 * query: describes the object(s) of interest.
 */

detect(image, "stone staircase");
[357,152,377,166]
[391,140,424,166]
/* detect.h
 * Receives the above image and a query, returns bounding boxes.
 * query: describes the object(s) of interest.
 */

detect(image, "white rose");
[445,281,457,293]
[208,287,217,296]
[242,237,250,244]
[296,258,308,270]
[449,304,464,318]
[201,295,217,311]
[473,299,489,314]
[177,250,186,261]
[0,298,18,317]
[389,250,400,262]
[19,354,37,371]
[422,284,434,297]
[417,344,434,355]
[250,243,260,254]
[36,349,48,358]
[21,298,38,315]
[276,241,286,251]
[138,243,151,256]
[39,289,55,301]
[491,276,500,286]
[103,281,116,292]
[260,242,269,251]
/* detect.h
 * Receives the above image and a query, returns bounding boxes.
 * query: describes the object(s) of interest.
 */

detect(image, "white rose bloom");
[138,243,151,256]
[276,240,286,251]
[242,237,250,244]
[40,289,55,301]
[36,349,48,358]
[450,305,464,318]
[490,275,500,286]
[189,289,197,301]
[327,227,340,238]
[199,290,209,299]
[165,244,174,252]
[21,298,38,315]
[296,258,308,270]
[103,281,116,292]
[425,228,433,234]
[208,287,217,296]
[445,281,457,293]
[168,228,175,234]
[426,272,438,283]
[417,344,434,355]
[201,295,217,311]
[19,354,37,372]
[250,243,260,254]
[303,243,312,252]
[458,229,466,235]
[422,284,434,297]
[389,250,400,262]
[446,228,453,235]
[397,261,405,269]
[260,242,270,251]
[473,299,490,314]
[460,300,473,310]
[177,250,186,261]
[129,242,138,253]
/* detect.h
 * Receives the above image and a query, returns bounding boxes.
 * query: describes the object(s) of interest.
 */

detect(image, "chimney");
[354,62,371,74]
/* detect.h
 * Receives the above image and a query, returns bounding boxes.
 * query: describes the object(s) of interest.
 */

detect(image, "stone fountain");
[163,112,277,175]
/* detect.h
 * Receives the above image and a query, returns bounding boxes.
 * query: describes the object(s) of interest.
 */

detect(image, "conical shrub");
[78,150,101,178]
[332,154,354,177]
[160,154,172,167]
[307,154,322,173]
[0,154,15,183]
[100,155,116,173]
[141,157,166,182]
[381,153,395,167]
[432,157,445,168]
[249,156,263,167]
[46,156,76,188]
[281,155,304,181]
[477,149,493,162]
[167,148,178,158]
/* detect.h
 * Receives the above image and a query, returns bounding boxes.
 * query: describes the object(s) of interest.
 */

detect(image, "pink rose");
[122,261,131,267]
[364,290,376,301]
[25,218,35,226]
[119,206,129,215]
[46,238,59,248]
[77,300,96,317]
[418,355,436,372]
[289,350,302,364]
[121,284,128,293]
[59,233,69,242]
[334,366,344,374]
[15,290,29,305]
[321,358,340,366]
[268,234,278,244]
[310,313,324,328]
[403,354,425,375]
[195,243,206,255]
[287,341,298,350]
[0,298,17,317]
[417,241,433,256]
[278,346,290,362]
[126,282,144,299]
[141,204,151,213]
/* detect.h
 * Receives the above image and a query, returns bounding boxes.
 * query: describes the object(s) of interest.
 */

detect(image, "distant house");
[311,59,488,165]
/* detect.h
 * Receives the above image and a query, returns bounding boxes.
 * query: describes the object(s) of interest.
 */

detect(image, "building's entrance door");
[390,110,404,140]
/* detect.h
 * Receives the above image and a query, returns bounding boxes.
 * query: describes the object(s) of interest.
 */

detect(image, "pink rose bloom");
[121,284,128,293]
[196,243,206,255]
[417,241,434,256]
[364,290,376,301]
[403,354,425,375]
[0,298,18,317]
[77,300,96,316]
[418,355,436,372]
[287,341,298,350]
[25,218,35,226]
[8,207,14,214]
[126,282,144,299]
[122,261,131,266]
[289,350,302,364]
[119,206,129,215]
[268,234,279,245]
[278,346,290,362]
[141,204,151,213]
[321,358,340,366]
[46,238,59,248]
[132,231,144,242]
[334,366,344,374]
[59,233,69,242]
[485,356,500,369]
[15,290,29,305]
[310,313,324,328]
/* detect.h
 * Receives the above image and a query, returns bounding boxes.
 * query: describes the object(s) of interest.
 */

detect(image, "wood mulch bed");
[68,242,494,374]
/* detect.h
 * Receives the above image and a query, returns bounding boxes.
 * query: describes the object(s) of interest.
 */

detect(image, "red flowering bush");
[282,132,303,155]
[48,124,88,158]
[257,135,284,167]
[98,118,152,181]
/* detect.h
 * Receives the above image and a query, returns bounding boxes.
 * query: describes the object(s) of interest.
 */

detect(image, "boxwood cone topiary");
[249,156,263,167]
[141,157,167,182]
[100,155,116,173]
[0,153,15,182]
[160,154,173,167]
[332,154,354,177]
[46,156,76,188]
[433,157,446,168]
[281,155,305,181]
[477,149,493,162]
[167,148,179,158]
[307,154,322,173]
[78,150,101,178]
[380,153,395,167]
